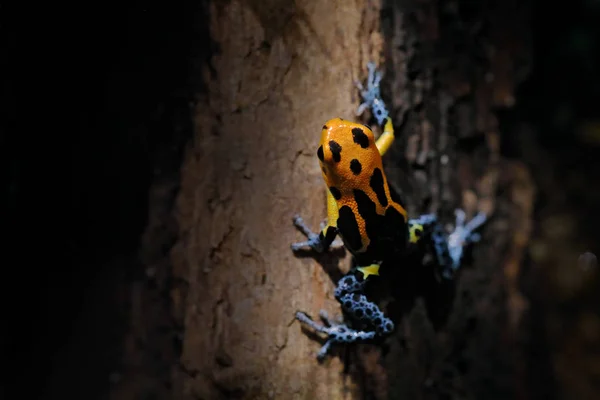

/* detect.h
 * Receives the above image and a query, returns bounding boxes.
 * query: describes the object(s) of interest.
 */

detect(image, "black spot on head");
[337,205,362,252]
[344,300,352,308]
[374,317,382,325]
[338,326,346,333]
[351,127,369,148]
[317,145,324,162]
[350,159,362,175]
[385,322,393,331]
[369,168,388,207]
[365,308,373,316]
[329,140,342,162]
[323,125,328,130]
[329,186,341,200]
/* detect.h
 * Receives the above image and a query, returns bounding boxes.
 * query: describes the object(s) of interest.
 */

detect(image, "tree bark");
[371,1,534,399]
[122,0,535,399]
[172,1,384,399]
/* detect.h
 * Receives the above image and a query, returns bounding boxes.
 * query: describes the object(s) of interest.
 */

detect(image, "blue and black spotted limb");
[435,209,487,278]
[291,62,488,359]
[296,274,393,360]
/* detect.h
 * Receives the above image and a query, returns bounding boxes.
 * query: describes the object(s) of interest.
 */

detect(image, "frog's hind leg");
[295,274,394,360]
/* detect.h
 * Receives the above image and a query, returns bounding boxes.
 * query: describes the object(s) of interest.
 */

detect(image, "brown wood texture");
[110,0,536,399]
[173,1,384,398]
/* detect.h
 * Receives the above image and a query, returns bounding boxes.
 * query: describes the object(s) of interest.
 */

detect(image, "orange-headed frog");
[291,62,488,360]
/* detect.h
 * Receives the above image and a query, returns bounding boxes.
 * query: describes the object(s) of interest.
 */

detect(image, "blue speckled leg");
[356,62,389,126]
[296,274,394,360]
[434,210,487,278]
[295,311,376,360]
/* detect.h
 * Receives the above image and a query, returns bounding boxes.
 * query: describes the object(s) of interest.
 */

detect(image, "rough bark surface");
[13,0,600,399]
[339,1,534,399]
[367,1,534,399]
[109,0,536,399]
[173,1,384,399]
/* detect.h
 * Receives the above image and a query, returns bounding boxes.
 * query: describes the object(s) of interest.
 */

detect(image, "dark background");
[3,0,600,398]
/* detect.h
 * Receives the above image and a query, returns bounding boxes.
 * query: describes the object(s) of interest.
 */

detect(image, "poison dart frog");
[291,62,487,360]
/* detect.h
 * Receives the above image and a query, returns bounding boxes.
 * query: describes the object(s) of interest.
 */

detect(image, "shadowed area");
[3,0,600,398]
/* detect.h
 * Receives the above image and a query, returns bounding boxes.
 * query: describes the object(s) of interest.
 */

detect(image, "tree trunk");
[116,0,535,399]
[172,1,385,399]
[371,1,535,399]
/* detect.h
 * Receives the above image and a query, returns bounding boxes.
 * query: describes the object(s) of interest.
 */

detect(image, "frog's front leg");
[431,209,487,278]
[291,190,344,253]
[290,215,344,253]
[408,213,438,244]
[446,209,487,270]
[356,61,389,128]
[296,274,394,360]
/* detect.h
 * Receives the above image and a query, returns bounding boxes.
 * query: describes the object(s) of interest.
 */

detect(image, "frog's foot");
[295,311,376,360]
[433,209,487,278]
[356,62,389,126]
[291,214,343,253]
[296,274,395,360]
[447,210,487,268]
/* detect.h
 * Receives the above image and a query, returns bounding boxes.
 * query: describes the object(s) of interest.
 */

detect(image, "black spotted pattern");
[317,145,324,162]
[354,190,377,223]
[369,168,388,207]
[350,159,362,175]
[352,188,407,264]
[329,140,342,162]
[333,275,394,336]
[337,205,363,252]
[352,127,369,148]
[329,186,342,200]
[334,275,364,298]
